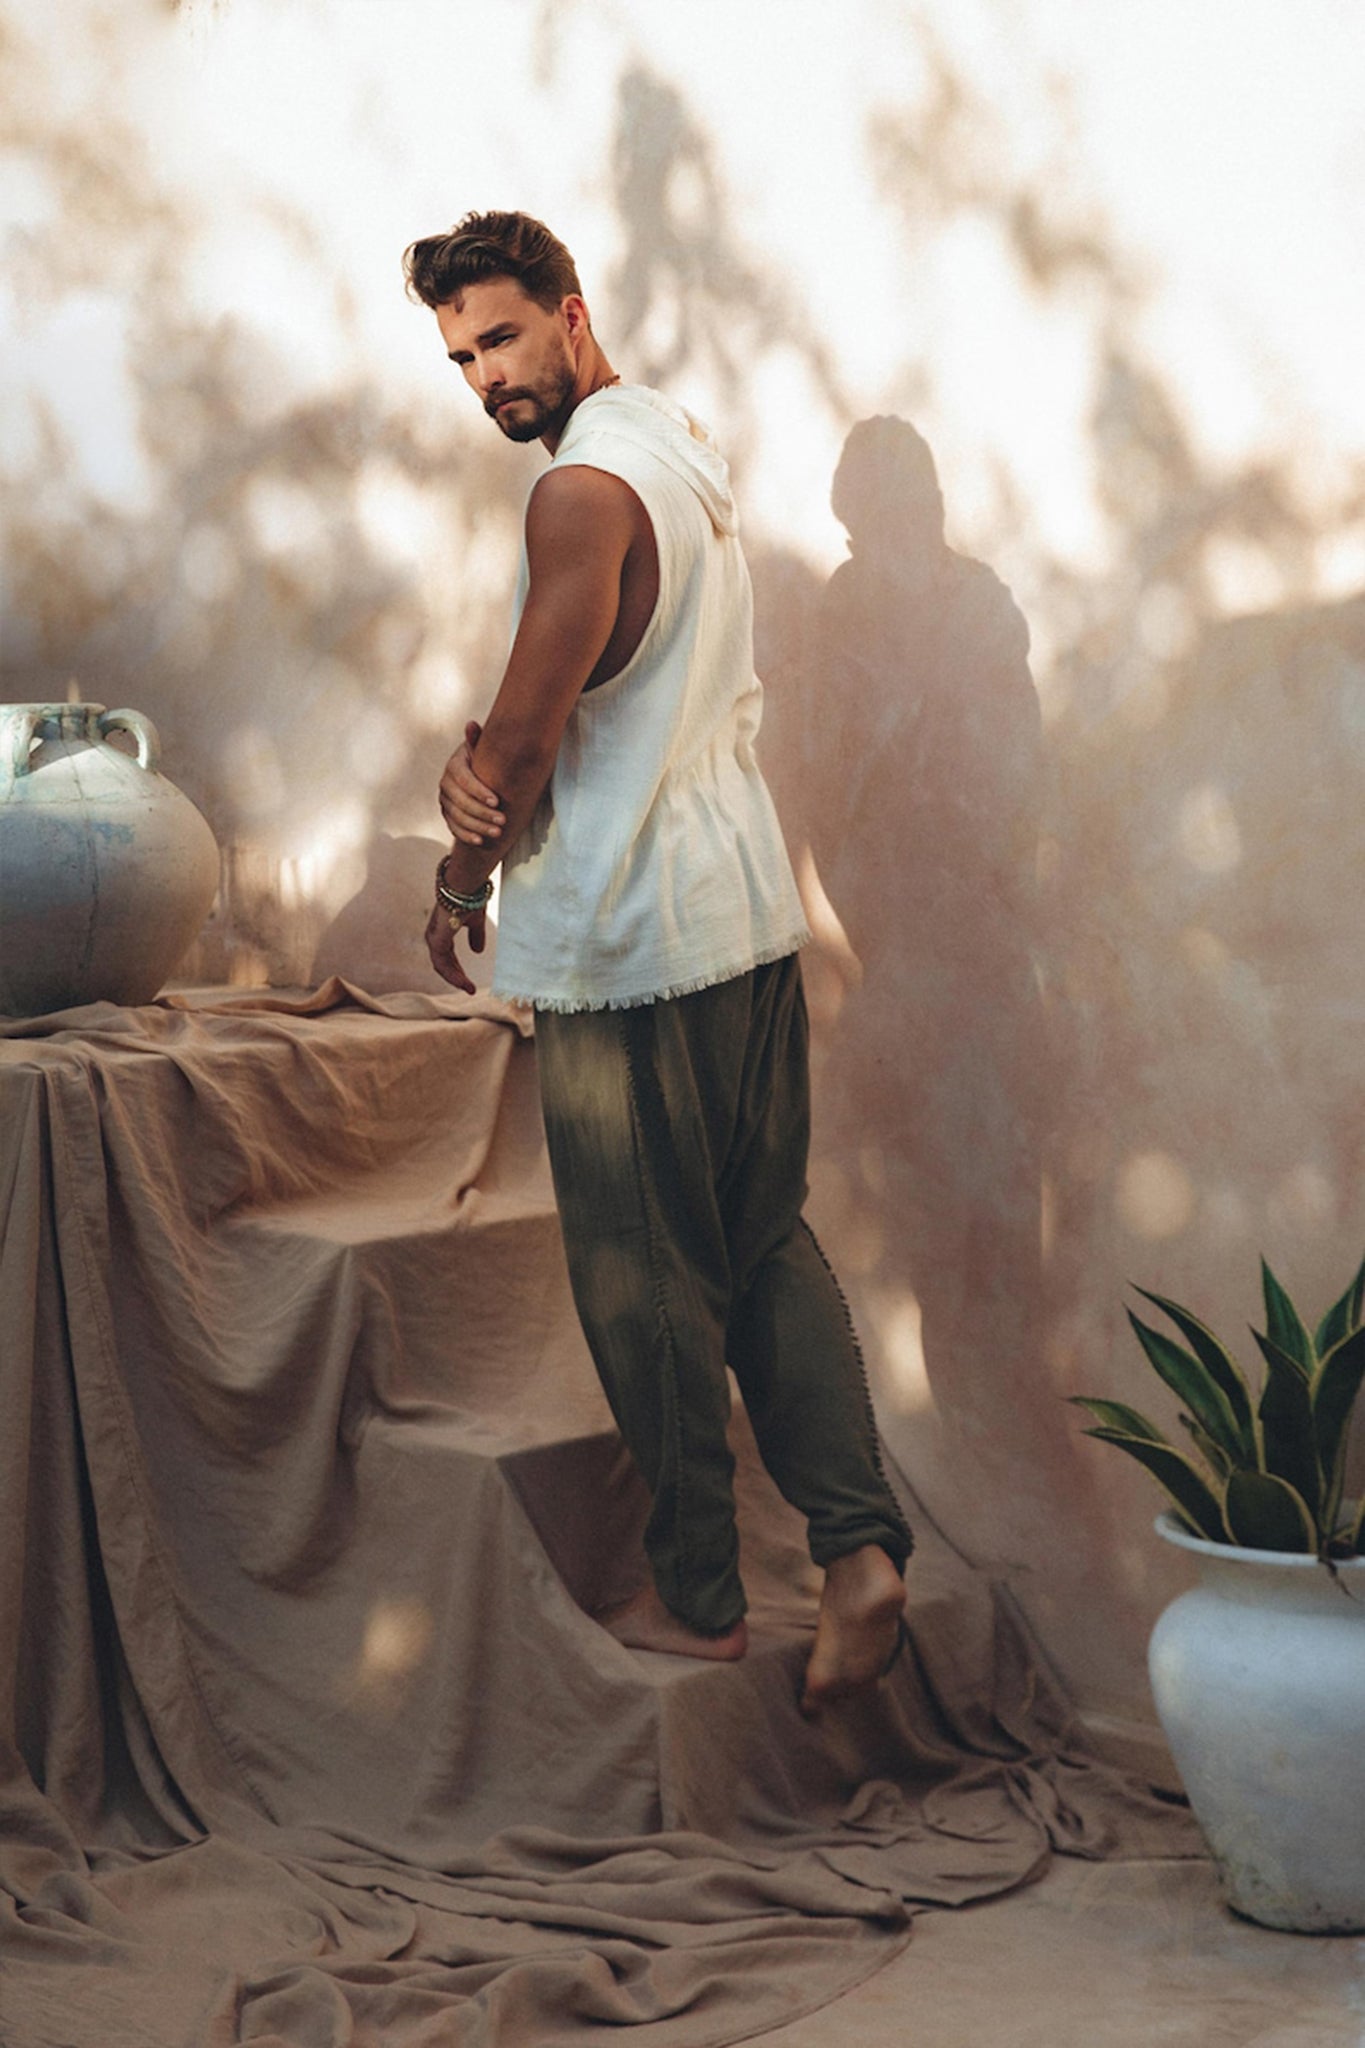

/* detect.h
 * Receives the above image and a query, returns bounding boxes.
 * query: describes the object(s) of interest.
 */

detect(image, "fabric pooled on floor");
[0,980,1199,2047]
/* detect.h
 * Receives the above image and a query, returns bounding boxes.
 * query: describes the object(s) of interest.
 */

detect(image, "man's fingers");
[440,801,502,844]
[465,909,487,955]
[457,758,504,814]
[432,948,474,992]
[450,730,504,814]
[424,907,476,993]
[439,804,498,846]
[441,755,505,838]
[451,790,502,825]
[440,790,482,840]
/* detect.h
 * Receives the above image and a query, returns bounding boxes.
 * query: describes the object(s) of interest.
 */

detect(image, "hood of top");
[557,384,739,537]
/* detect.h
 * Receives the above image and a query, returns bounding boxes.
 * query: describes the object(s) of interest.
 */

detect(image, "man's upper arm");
[485,465,637,752]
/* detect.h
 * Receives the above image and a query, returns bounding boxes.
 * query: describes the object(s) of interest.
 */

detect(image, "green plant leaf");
[1083,1428,1226,1541]
[1313,1249,1365,1357]
[1261,1259,1315,1375]
[1131,1285,1256,1453]
[1312,1324,1365,1503]
[1252,1330,1321,1524]
[1222,1469,1317,1553]
[1067,1396,1170,1443]
[1351,1496,1365,1557]
[1125,1311,1245,1461]
[1177,1411,1232,1480]
[1320,1433,1351,1549]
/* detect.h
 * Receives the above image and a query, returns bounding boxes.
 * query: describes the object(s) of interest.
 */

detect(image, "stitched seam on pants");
[618,1008,698,1604]
[799,1216,915,1559]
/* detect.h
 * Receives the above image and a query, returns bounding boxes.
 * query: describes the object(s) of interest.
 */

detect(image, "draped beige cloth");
[0,983,1198,2047]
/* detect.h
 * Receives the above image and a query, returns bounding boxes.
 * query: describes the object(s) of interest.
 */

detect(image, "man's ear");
[561,293,591,340]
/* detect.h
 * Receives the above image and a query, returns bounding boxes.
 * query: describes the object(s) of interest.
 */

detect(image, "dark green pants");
[534,954,913,1635]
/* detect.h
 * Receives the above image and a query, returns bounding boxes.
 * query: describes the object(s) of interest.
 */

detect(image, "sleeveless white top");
[492,385,809,1012]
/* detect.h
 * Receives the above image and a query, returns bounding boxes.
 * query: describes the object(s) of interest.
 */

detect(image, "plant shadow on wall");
[603,61,853,469]
[848,15,1365,1678]
[597,26,1365,1698]
[0,12,534,990]
[590,47,1126,1658]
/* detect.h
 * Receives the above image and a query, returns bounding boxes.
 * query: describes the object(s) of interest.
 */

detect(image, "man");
[404,211,911,1710]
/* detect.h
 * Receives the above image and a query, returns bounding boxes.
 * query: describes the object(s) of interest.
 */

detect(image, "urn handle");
[1,705,43,779]
[98,707,161,772]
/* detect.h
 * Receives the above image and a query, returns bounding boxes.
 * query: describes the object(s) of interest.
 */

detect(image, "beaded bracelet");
[435,856,493,916]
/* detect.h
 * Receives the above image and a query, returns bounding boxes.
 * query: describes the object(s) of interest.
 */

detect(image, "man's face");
[436,278,578,444]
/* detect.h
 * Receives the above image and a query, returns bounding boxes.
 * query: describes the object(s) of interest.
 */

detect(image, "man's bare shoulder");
[531,461,639,512]
[527,461,647,554]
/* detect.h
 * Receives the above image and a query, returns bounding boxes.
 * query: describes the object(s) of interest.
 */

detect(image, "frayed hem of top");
[493,929,812,1015]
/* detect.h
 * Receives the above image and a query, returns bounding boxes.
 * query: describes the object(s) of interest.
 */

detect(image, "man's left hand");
[425,901,486,993]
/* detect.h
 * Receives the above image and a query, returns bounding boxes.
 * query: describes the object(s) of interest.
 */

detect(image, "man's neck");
[541,341,620,455]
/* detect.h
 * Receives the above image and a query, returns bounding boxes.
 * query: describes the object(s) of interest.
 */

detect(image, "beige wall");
[5,0,1365,1743]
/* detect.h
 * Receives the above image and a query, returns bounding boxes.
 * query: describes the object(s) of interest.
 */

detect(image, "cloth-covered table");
[0,982,1198,2047]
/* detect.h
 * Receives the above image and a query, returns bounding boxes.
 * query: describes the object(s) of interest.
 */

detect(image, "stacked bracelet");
[435,856,493,918]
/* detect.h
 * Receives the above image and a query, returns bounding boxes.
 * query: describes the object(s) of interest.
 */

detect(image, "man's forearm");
[437,724,558,895]
[436,464,642,897]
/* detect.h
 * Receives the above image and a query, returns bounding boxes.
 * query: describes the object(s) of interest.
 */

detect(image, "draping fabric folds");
[0,981,1198,2048]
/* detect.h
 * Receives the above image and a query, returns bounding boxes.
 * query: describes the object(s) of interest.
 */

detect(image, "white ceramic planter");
[0,701,220,1016]
[1149,1510,1365,1932]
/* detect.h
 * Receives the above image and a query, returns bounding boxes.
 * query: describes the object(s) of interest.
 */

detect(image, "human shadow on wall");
[793,417,1089,1564]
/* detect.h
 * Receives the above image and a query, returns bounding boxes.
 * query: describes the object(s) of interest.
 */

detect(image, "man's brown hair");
[403,211,582,312]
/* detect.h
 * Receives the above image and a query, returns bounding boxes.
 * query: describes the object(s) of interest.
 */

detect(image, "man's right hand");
[441,721,507,845]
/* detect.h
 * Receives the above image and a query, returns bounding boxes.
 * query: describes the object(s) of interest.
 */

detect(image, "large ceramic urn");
[0,701,220,1016]
[1149,1510,1365,1932]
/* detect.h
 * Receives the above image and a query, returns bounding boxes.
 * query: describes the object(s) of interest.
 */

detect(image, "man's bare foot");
[596,1586,748,1662]
[800,1545,907,1715]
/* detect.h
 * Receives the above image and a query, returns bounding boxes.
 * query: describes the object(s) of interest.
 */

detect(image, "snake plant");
[1071,1255,1365,1557]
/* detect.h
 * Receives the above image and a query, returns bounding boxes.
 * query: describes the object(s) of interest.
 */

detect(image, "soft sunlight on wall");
[6,0,1365,1731]
[9,1,1365,602]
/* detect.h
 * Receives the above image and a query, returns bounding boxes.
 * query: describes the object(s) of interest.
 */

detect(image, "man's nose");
[476,354,505,396]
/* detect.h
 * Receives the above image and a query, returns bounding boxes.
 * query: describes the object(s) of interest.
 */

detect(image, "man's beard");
[487,359,576,443]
